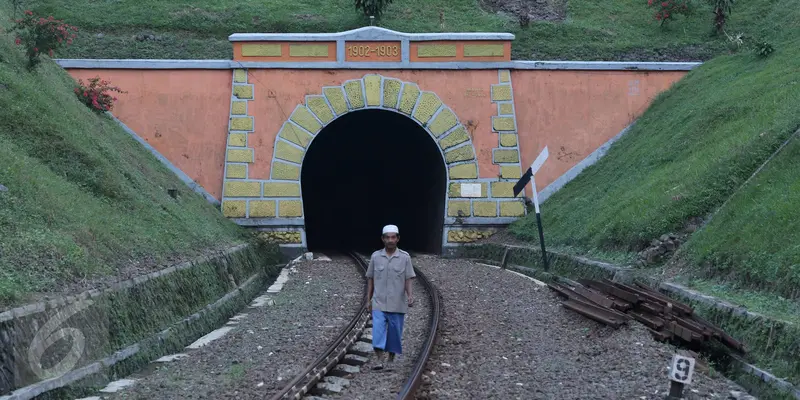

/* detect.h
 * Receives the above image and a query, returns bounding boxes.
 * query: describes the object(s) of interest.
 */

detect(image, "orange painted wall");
[64,69,232,200]
[245,69,502,180]
[512,70,686,196]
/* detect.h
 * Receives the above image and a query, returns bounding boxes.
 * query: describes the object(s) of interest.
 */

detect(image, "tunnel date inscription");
[345,41,402,62]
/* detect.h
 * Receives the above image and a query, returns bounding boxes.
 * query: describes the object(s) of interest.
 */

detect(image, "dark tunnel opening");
[301,109,447,254]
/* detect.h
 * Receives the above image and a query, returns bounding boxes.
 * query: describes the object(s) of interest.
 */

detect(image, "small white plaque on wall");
[460,183,482,198]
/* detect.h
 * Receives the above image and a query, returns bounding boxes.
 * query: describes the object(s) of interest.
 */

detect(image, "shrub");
[73,77,127,113]
[754,41,774,58]
[709,0,734,33]
[9,10,78,70]
[647,0,693,26]
[354,0,393,18]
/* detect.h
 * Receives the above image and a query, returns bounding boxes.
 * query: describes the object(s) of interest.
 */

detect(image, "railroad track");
[268,251,441,400]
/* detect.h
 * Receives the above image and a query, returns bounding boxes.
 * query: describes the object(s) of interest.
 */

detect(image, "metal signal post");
[513,146,550,271]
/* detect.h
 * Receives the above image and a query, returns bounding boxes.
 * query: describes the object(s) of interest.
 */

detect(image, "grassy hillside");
[0,7,249,307]
[12,0,785,61]
[510,0,800,298]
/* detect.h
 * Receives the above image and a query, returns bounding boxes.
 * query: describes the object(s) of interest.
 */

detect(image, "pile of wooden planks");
[548,278,746,354]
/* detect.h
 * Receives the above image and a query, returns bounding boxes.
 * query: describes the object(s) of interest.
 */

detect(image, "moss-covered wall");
[0,241,283,397]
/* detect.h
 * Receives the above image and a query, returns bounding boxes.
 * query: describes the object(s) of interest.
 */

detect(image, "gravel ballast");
[102,256,364,399]
[414,257,750,400]
[329,276,431,399]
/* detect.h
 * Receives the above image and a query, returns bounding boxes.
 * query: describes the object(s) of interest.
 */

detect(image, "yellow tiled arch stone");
[412,92,442,124]
[428,108,458,137]
[323,87,348,116]
[398,84,420,115]
[279,200,303,217]
[439,126,470,149]
[290,106,322,134]
[275,141,305,164]
[279,123,313,148]
[382,79,402,109]
[363,75,382,107]
[449,163,478,179]
[344,80,365,109]
[263,182,301,197]
[271,161,300,180]
[444,146,474,164]
[306,96,334,124]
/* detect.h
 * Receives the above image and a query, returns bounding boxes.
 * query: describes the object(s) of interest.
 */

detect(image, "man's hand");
[407,295,414,307]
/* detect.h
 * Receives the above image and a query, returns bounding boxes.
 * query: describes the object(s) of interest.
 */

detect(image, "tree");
[354,0,393,19]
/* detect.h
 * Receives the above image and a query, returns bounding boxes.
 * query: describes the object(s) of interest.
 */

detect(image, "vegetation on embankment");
[0,6,249,307]
[11,0,782,61]
[510,0,800,301]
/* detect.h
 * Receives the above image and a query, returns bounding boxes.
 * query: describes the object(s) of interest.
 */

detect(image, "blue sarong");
[371,309,405,354]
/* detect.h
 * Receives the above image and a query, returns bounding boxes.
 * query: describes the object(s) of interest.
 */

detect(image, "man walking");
[365,224,415,371]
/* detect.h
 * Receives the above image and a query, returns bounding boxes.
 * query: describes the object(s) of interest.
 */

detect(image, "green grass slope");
[0,12,248,307]
[510,0,800,298]
[13,0,784,61]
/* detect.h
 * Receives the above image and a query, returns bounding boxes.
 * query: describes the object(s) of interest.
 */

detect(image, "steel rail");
[396,262,441,400]
[268,252,369,400]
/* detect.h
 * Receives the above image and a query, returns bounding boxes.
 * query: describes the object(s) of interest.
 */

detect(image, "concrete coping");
[0,243,248,323]
[53,59,703,71]
[228,26,515,42]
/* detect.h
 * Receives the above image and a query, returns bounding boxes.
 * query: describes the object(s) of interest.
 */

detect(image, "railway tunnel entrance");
[301,109,447,254]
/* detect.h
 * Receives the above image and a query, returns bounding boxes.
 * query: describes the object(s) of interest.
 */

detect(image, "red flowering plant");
[9,10,78,69]
[74,77,127,113]
[647,0,693,25]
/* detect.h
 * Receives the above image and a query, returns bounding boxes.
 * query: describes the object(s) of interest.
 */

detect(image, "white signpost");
[667,353,696,399]
[512,146,550,270]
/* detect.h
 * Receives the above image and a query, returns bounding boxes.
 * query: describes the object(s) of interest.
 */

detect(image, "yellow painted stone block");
[491,85,512,102]
[473,201,498,217]
[323,87,348,115]
[499,70,511,83]
[428,108,457,137]
[448,182,487,198]
[499,133,517,147]
[445,146,474,164]
[306,96,334,124]
[230,117,253,131]
[447,229,497,243]
[279,200,303,217]
[493,117,516,131]
[439,126,470,149]
[463,44,504,57]
[398,84,420,115]
[491,182,517,198]
[501,165,521,179]
[231,101,247,115]
[363,75,382,107]
[417,44,457,57]
[233,85,253,99]
[494,149,519,163]
[447,200,470,217]
[233,69,247,83]
[224,181,261,197]
[449,163,478,179]
[271,161,300,180]
[290,106,322,134]
[263,182,301,197]
[257,231,302,244]
[227,148,254,163]
[344,80,365,109]
[279,123,313,148]
[498,103,514,116]
[382,79,402,109]
[227,133,247,147]
[222,200,246,218]
[413,92,442,124]
[289,44,329,57]
[248,200,276,218]
[275,141,305,164]
[241,44,281,57]
[500,201,525,217]
[226,164,247,179]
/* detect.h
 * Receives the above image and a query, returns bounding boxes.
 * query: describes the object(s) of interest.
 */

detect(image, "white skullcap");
[382,224,399,235]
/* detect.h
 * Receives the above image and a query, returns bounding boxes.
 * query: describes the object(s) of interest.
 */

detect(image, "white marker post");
[667,353,696,399]
[512,146,550,271]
